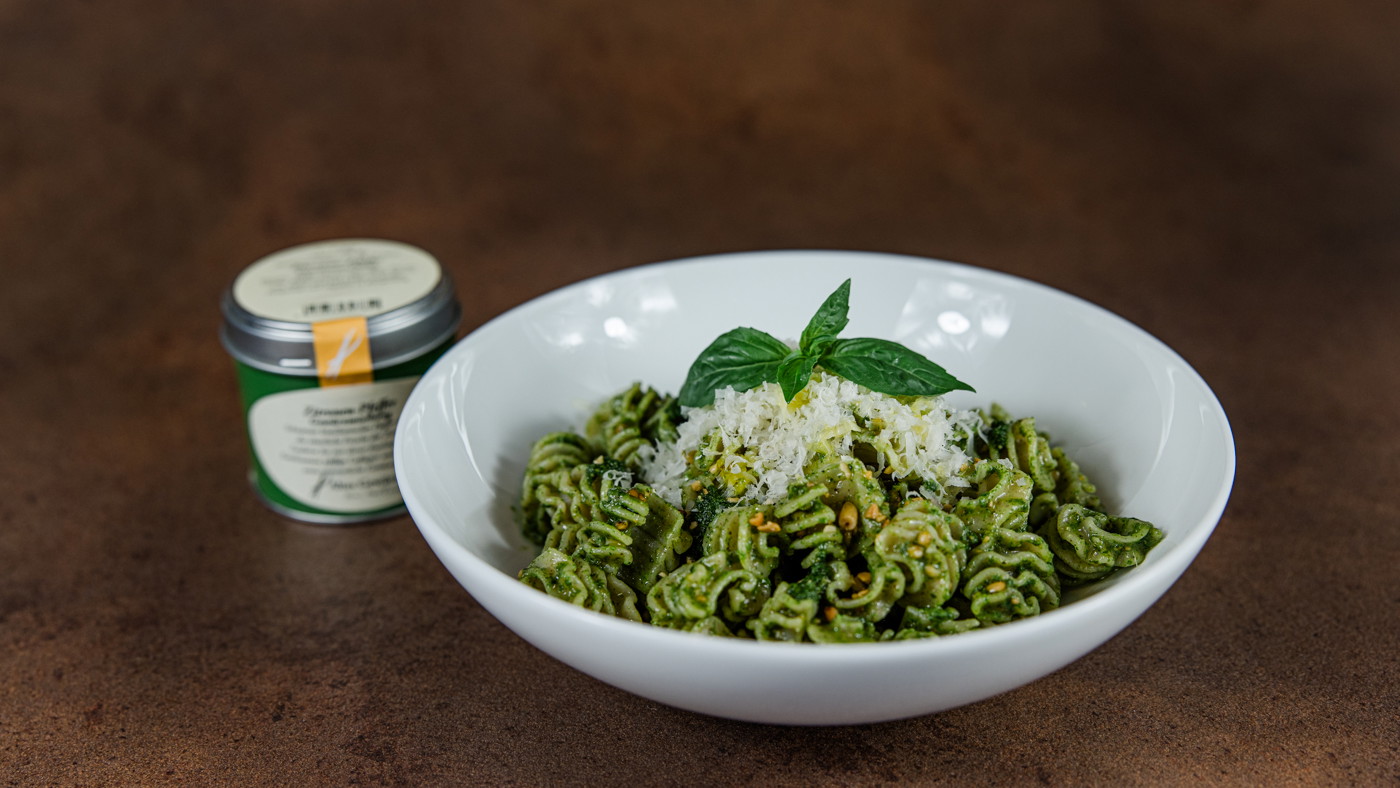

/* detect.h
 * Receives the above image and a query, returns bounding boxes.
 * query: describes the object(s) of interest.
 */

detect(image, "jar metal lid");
[220,239,462,375]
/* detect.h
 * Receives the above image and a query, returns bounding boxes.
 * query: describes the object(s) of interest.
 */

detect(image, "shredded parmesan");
[601,468,634,490]
[643,372,978,506]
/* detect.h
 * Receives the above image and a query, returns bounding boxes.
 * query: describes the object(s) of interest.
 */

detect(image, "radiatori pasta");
[516,373,1163,642]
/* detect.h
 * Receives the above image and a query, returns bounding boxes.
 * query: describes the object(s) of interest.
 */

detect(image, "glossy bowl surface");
[394,250,1235,725]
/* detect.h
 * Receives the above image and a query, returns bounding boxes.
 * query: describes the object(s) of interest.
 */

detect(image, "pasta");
[515,373,1163,642]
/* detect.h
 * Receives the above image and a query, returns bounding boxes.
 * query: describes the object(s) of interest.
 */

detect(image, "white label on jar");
[233,239,441,323]
[247,377,418,513]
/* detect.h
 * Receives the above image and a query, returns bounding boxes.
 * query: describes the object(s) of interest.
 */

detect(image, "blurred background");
[3,1,1398,784]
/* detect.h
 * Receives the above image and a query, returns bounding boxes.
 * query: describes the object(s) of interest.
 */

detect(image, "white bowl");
[394,250,1235,725]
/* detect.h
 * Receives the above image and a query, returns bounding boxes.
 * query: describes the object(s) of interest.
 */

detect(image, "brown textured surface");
[3,1,1398,784]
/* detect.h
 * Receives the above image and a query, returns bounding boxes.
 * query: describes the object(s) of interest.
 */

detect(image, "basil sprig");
[678,279,975,407]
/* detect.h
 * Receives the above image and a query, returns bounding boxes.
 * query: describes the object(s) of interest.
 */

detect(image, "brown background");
[3,1,1398,785]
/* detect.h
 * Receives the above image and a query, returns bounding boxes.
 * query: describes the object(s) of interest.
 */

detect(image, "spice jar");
[220,239,461,523]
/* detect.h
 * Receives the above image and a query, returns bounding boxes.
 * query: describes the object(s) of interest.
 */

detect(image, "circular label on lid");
[233,239,441,323]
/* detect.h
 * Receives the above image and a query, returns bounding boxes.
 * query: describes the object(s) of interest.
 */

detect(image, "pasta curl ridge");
[773,482,841,554]
[520,432,596,544]
[1040,503,1164,585]
[808,612,879,643]
[1051,447,1102,511]
[536,461,643,574]
[749,582,819,642]
[985,417,1057,493]
[519,547,643,622]
[893,603,980,639]
[954,459,1033,543]
[962,528,1060,624]
[807,452,890,538]
[646,552,770,631]
[585,382,681,472]
[702,505,782,579]
[874,498,966,609]
[832,550,905,622]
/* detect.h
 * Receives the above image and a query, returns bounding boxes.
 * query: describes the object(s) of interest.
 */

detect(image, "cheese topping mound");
[642,372,978,507]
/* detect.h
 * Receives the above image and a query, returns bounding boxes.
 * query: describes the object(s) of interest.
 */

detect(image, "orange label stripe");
[312,316,374,387]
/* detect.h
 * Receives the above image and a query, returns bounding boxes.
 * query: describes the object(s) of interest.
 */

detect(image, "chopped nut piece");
[824,606,838,622]
[748,512,765,527]
[690,480,704,492]
[909,545,925,559]
[856,571,873,583]
[986,581,1007,593]
[756,522,781,534]
[916,531,934,546]
[852,589,868,599]
[923,565,939,578]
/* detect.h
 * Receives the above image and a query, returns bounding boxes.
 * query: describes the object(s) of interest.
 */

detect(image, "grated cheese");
[642,372,978,507]
[601,468,635,490]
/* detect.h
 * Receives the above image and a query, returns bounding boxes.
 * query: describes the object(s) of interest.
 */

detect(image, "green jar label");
[247,377,417,514]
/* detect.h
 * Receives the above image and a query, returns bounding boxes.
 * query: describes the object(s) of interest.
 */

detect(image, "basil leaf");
[820,337,975,397]
[678,327,791,407]
[798,279,851,358]
[777,353,818,403]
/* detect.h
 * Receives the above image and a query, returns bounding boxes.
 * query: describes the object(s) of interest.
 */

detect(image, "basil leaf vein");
[678,327,791,407]
[777,353,818,403]
[798,278,850,358]
[820,337,975,396]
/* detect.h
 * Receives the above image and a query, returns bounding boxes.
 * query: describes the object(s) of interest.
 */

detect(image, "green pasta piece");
[808,612,879,643]
[748,581,819,642]
[962,528,1060,625]
[1052,447,1102,511]
[873,498,966,609]
[974,403,1013,457]
[1040,503,1164,585]
[614,485,689,595]
[519,547,643,622]
[893,604,980,638]
[545,517,634,574]
[977,408,1056,491]
[1006,418,1057,493]
[646,552,770,630]
[519,431,597,544]
[584,382,681,472]
[1028,491,1060,528]
[539,459,645,574]
[789,542,849,602]
[773,481,842,554]
[953,459,1034,543]
[812,451,890,542]
[831,550,905,622]
[701,505,783,578]
[683,617,742,637]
